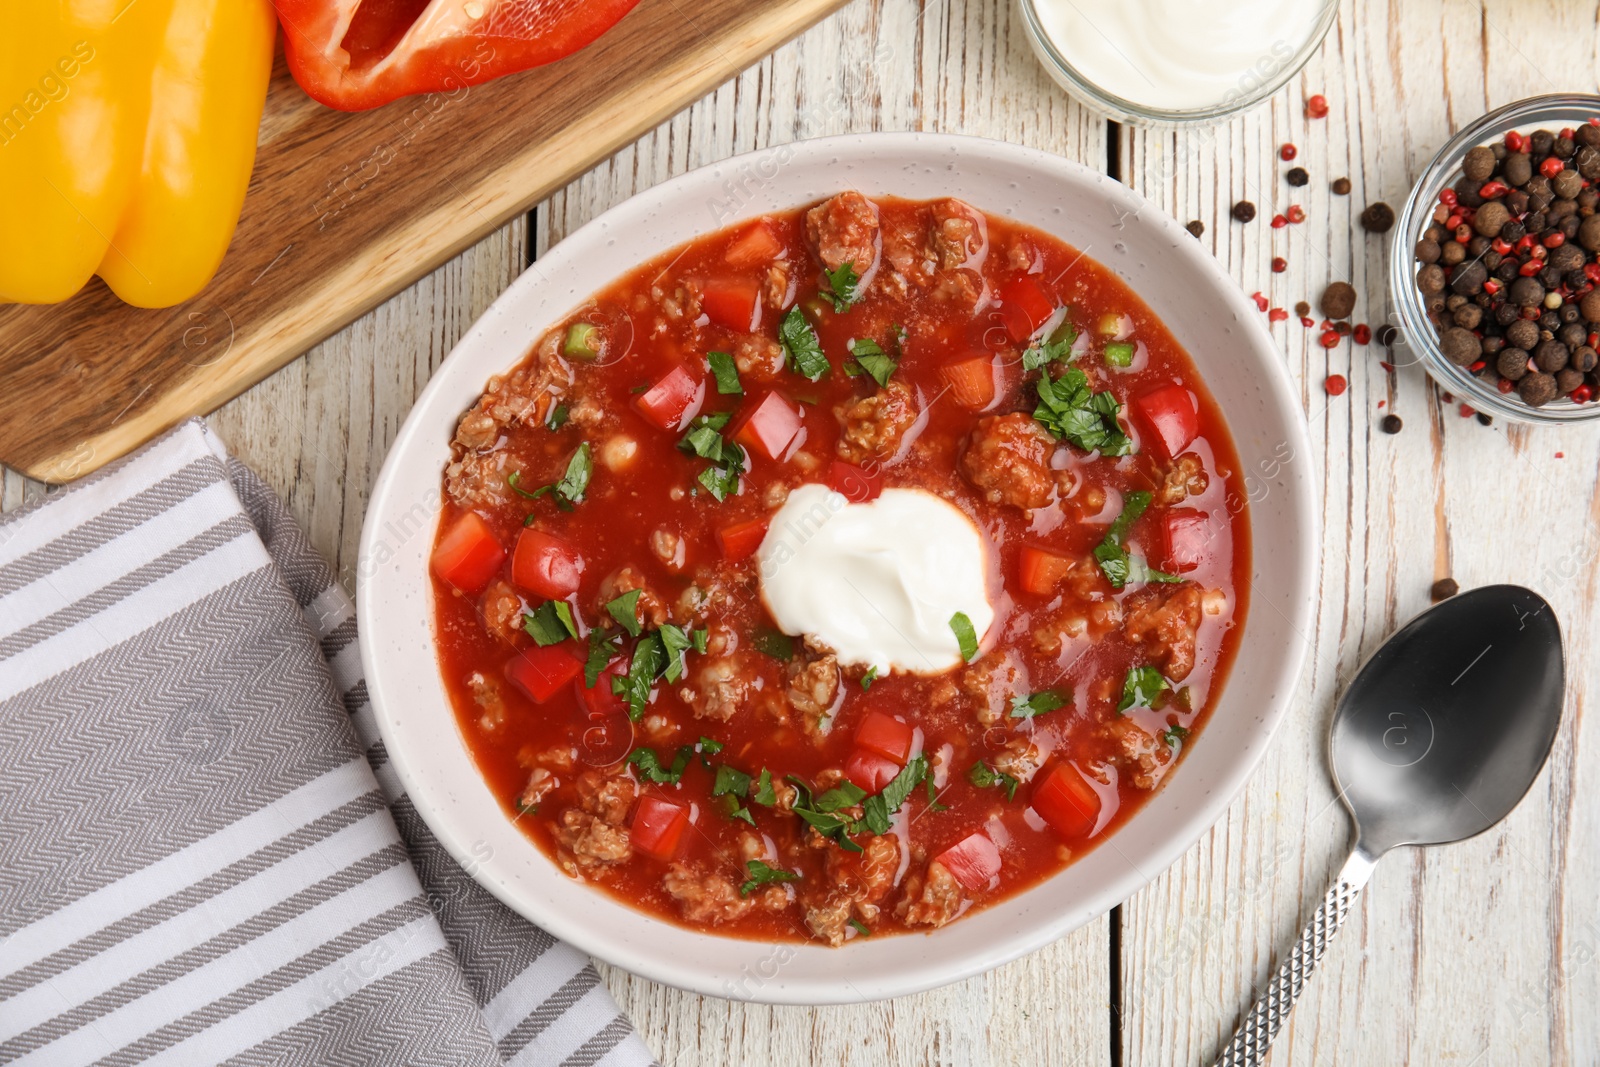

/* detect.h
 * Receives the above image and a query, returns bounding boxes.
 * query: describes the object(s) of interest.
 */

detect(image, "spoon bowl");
[1332,584,1565,856]
[1216,585,1565,1066]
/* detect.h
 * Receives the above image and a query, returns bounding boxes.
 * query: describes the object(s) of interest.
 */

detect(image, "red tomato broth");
[430,195,1251,945]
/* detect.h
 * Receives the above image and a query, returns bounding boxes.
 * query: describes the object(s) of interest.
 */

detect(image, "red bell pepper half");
[271,0,644,111]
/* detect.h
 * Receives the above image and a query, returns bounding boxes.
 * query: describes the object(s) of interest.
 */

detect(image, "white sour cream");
[757,485,994,675]
[1031,0,1325,112]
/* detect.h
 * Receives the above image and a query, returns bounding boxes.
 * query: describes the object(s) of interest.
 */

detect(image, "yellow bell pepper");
[0,0,275,308]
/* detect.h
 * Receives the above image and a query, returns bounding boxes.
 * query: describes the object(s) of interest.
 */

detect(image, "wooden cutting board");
[0,0,847,483]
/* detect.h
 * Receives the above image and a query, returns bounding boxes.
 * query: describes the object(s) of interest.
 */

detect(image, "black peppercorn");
[1231,200,1257,223]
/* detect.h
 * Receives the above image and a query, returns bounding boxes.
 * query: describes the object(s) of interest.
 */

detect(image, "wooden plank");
[0,0,848,484]
[1117,1,1600,1062]
[536,1,1113,1062]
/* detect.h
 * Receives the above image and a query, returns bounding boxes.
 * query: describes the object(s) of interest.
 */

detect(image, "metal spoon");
[1214,584,1565,1067]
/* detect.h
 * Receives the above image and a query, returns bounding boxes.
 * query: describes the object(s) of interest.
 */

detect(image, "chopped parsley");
[604,589,644,636]
[628,745,693,784]
[612,632,664,720]
[949,612,979,663]
[924,775,948,812]
[1162,723,1190,749]
[698,736,724,757]
[1033,367,1133,456]
[584,629,620,687]
[1093,490,1183,589]
[1022,319,1078,371]
[751,768,777,807]
[845,337,898,387]
[1010,688,1069,718]
[848,918,871,937]
[779,306,831,381]
[707,350,742,395]
[659,623,698,683]
[752,628,795,662]
[968,760,1020,801]
[544,402,570,431]
[860,666,879,691]
[522,600,578,646]
[819,262,860,313]
[739,859,800,897]
[677,412,745,502]
[858,755,927,834]
[712,764,751,798]
[1118,666,1169,712]
[506,443,592,511]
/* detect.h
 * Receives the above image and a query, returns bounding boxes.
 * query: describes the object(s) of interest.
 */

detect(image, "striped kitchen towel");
[0,419,660,1067]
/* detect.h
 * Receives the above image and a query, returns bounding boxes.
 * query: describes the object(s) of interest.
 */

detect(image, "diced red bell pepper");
[827,459,882,503]
[1032,763,1103,839]
[935,831,1002,892]
[431,511,504,593]
[1133,383,1199,460]
[270,0,645,111]
[635,364,704,431]
[717,516,770,562]
[702,277,762,332]
[997,276,1055,343]
[940,355,997,410]
[631,795,690,861]
[1162,510,1212,573]
[731,391,803,462]
[504,643,583,704]
[574,665,634,766]
[512,527,584,600]
[1016,546,1074,597]
[854,709,914,764]
[725,219,785,268]
[844,748,903,793]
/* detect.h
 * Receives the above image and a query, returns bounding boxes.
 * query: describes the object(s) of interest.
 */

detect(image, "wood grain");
[7,0,1597,1064]
[1119,1,1600,1064]
[0,0,848,484]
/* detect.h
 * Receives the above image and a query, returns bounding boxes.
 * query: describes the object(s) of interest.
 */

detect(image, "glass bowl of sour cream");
[1018,0,1339,125]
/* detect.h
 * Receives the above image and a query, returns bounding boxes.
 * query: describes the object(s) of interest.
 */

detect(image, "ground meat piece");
[734,333,786,382]
[804,833,900,944]
[764,262,793,309]
[1122,583,1204,681]
[652,279,702,322]
[445,338,570,507]
[1005,233,1035,272]
[882,210,935,290]
[960,413,1057,511]
[804,191,880,276]
[467,670,507,732]
[961,650,1026,726]
[1102,717,1174,790]
[574,766,636,823]
[681,652,754,721]
[929,268,986,311]
[480,580,525,645]
[596,566,669,630]
[555,810,632,869]
[517,768,557,810]
[663,864,755,924]
[650,529,684,570]
[786,653,840,737]
[929,198,987,270]
[991,738,1043,783]
[896,859,965,928]
[834,379,918,463]
[1156,453,1209,505]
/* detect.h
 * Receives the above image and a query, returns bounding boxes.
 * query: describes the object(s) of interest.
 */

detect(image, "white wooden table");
[10,1,1597,1062]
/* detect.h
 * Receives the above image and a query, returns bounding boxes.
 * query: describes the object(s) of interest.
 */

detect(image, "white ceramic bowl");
[358,132,1318,1005]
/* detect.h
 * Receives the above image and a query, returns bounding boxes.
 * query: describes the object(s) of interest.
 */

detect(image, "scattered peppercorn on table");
[6,0,1594,1063]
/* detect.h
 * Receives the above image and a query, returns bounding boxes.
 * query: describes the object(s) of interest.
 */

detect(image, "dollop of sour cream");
[757,484,994,675]
[1031,0,1325,112]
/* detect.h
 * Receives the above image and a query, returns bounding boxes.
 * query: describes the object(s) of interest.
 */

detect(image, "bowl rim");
[1013,0,1339,126]
[357,130,1319,1003]
[1389,92,1600,424]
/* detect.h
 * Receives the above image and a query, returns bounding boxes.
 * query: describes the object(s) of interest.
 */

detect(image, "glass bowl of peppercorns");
[1391,94,1600,423]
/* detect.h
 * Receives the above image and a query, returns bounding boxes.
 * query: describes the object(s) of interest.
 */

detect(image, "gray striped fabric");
[0,420,661,1067]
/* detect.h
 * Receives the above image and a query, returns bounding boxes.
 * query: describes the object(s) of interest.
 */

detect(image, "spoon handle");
[1212,849,1377,1067]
